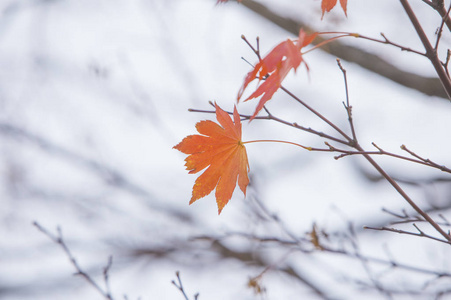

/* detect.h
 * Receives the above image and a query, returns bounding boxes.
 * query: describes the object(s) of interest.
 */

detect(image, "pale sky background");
[1,0,451,299]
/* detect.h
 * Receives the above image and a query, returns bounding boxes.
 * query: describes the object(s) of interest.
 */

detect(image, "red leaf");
[321,0,347,18]
[237,29,318,120]
[174,104,250,214]
[340,0,348,16]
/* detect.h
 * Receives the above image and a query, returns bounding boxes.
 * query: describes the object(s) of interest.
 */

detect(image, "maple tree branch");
[234,228,451,277]
[316,58,451,241]
[241,34,262,61]
[171,271,199,300]
[400,144,451,173]
[328,71,450,236]
[422,0,451,32]
[308,224,451,277]
[280,86,354,144]
[290,122,348,145]
[435,3,451,50]
[444,50,451,77]
[259,105,349,145]
[438,2,451,32]
[433,3,449,49]
[33,222,115,300]
[249,195,448,280]
[329,142,451,174]
[196,90,451,243]
[202,3,451,244]
[318,31,426,57]
[190,105,451,174]
[354,145,451,242]
[356,33,426,56]
[400,0,451,100]
[364,225,451,245]
[238,0,448,99]
[188,235,328,297]
[381,207,451,227]
[227,200,451,279]
[332,42,451,242]
[421,0,434,7]
[248,192,310,245]
[337,59,357,143]
[189,106,350,145]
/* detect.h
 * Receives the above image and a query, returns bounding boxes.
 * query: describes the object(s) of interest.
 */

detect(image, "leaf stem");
[243,139,312,150]
[302,34,351,55]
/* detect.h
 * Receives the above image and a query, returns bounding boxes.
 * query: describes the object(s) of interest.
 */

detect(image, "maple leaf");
[237,29,317,120]
[174,104,250,214]
[321,0,347,19]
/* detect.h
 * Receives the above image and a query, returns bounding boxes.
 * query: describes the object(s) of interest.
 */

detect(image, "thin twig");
[103,255,113,297]
[280,86,353,143]
[401,144,451,173]
[230,222,451,277]
[357,144,451,242]
[384,207,425,224]
[382,207,409,219]
[33,221,115,300]
[381,207,451,227]
[364,225,450,244]
[241,35,262,60]
[337,59,357,144]
[349,235,392,298]
[171,271,199,300]
[433,2,450,49]
[357,32,426,56]
[331,142,451,174]
[241,198,451,279]
[443,49,451,77]
[422,0,451,32]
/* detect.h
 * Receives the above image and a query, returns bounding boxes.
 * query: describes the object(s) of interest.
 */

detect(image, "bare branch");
[239,0,448,99]
[188,106,349,146]
[364,225,451,244]
[33,222,115,300]
[171,271,199,300]
[337,59,357,144]
[400,144,451,173]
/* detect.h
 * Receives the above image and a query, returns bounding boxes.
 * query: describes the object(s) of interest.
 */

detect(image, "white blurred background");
[1,0,451,299]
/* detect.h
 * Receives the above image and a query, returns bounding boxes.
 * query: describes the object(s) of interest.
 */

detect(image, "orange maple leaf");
[174,104,250,214]
[237,29,318,120]
[321,0,347,19]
